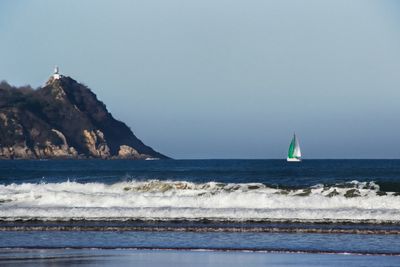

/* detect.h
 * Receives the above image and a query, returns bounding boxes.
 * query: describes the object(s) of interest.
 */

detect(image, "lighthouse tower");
[53,66,61,80]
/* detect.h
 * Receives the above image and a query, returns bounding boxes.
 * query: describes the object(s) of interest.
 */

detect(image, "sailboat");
[287,133,301,162]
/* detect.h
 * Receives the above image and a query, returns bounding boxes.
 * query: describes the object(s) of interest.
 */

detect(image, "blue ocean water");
[1,231,400,254]
[0,160,399,256]
[1,159,400,189]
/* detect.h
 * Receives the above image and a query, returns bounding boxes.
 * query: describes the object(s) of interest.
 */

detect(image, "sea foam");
[0,180,399,222]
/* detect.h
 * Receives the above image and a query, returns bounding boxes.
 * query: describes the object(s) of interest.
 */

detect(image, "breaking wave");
[0,180,399,223]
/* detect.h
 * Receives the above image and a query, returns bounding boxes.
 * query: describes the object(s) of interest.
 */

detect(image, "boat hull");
[287,158,301,162]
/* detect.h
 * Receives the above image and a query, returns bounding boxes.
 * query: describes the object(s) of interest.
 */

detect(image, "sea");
[0,159,399,266]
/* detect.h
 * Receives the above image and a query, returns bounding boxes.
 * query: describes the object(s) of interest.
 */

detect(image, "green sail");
[288,137,295,158]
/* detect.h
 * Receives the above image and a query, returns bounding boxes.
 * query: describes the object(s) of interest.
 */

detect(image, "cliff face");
[0,76,167,159]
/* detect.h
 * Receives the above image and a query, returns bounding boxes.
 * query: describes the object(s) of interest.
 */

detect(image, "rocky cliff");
[0,75,167,159]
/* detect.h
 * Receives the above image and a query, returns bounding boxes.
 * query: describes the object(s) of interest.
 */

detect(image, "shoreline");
[0,248,399,267]
[1,247,400,257]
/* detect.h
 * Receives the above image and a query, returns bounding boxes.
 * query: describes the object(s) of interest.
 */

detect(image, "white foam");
[0,180,399,222]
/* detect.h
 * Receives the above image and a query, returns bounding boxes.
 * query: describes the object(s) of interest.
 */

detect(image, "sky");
[0,0,400,159]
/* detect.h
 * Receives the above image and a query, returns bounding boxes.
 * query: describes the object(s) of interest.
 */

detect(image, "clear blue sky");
[1,0,400,159]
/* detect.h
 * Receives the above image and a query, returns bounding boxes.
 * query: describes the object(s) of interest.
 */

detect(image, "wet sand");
[0,249,399,267]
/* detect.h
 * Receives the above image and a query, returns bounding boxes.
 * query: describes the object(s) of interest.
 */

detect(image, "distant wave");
[0,180,399,223]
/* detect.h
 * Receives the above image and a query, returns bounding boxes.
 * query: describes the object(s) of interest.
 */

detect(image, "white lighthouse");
[53,66,61,80]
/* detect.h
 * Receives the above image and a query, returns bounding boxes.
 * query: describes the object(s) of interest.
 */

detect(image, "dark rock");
[248,185,260,190]
[0,77,167,160]
[344,189,360,198]
[326,189,340,197]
